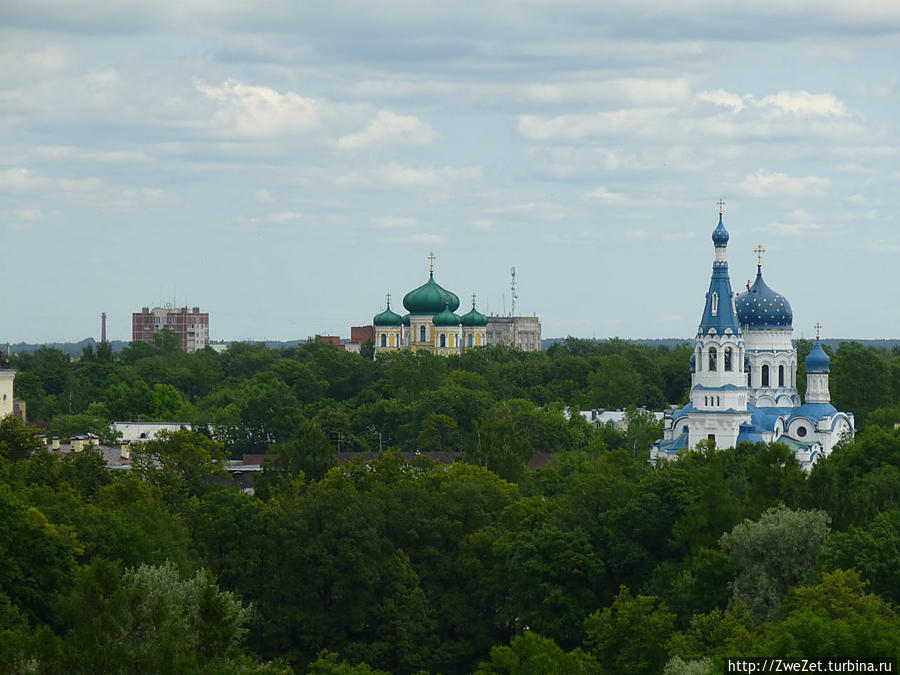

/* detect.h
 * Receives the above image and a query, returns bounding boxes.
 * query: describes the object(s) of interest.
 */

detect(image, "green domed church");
[373,254,488,356]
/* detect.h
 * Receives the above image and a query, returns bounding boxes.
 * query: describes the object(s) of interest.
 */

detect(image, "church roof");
[735,265,793,329]
[736,422,765,445]
[433,303,461,326]
[806,337,831,373]
[373,302,403,326]
[460,300,489,327]
[786,402,839,424]
[698,213,740,335]
[403,271,460,314]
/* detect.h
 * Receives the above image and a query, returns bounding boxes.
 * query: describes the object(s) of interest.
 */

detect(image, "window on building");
[779,365,785,387]
[762,364,769,387]
[467,334,473,347]
[380,334,387,348]
[707,434,716,445]
[711,291,719,316]
[724,347,733,371]
[440,334,446,348]
[797,426,807,438]
[420,325,426,342]
[708,347,717,371]
[748,370,752,387]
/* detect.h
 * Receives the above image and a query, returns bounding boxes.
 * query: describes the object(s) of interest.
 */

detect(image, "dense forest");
[3,333,900,673]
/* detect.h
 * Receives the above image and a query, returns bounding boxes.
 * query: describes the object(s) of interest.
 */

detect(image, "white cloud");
[198,80,319,138]
[762,221,822,237]
[517,109,671,142]
[739,170,831,197]
[0,168,49,190]
[255,188,276,204]
[56,176,104,194]
[338,111,436,150]
[373,216,418,229]
[697,89,745,112]
[758,90,847,118]
[524,77,691,105]
[266,211,302,223]
[11,207,45,222]
[585,186,627,203]
[696,89,847,118]
[472,219,493,231]
[0,45,72,77]
[383,163,482,187]
[409,233,447,244]
[33,145,149,162]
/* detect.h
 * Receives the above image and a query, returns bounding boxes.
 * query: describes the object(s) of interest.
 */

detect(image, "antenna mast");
[510,266,517,316]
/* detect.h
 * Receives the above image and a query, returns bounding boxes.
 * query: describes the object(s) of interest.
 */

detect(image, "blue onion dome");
[735,266,793,328]
[806,338,831,373]
[432,301,461,326]
[460,300,489,327]
[373,301,403,326]
[712,213,729,247]
[403,272,461,314]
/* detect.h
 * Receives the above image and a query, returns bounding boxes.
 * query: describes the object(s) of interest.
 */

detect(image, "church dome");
[712,213,729,247]
[460,301,489,327]
[432,303,461,326]
[403,272,460,314]
[373,302,403,326]
[806,338,831,373]
[735,266,793,329]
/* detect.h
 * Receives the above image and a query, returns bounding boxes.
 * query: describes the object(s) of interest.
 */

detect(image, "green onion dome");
[401,314,410,326]
[403,272,460,314]
[373,302,403,326]
[432,302,461,326]
[460,301,489,327]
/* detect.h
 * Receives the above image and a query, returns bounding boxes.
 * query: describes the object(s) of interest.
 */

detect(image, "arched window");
[708,347,717,371]
[724,347,733,371]
[747,369,752,387]
[420,325,426,342]
[697,347,703,371]
[762,364,769,387]
[711,292,719,316]
[380,333,387,348]
[779,365,785,387]
[439,334,446,348]
[467,333,473,347]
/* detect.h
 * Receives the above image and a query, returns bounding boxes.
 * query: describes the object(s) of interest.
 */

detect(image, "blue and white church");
[651,207,855,470]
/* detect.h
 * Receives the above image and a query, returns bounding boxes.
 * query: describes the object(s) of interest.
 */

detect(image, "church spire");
[699,204,740,334]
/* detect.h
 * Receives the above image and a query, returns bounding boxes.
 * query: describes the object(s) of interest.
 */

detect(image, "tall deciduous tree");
[719,505,830,622]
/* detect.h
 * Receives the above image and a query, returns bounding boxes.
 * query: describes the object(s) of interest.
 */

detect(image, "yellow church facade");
[373,257,488,357]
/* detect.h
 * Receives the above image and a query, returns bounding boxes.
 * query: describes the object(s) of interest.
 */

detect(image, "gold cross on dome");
[717,199,726,214]
[428,252,436,273]
[815,322,822,339]
[386,292,391,306]
[471,292,477,308]
[754,244,766,267]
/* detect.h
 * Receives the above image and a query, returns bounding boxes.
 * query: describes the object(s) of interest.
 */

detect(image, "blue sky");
[2,1,898,342]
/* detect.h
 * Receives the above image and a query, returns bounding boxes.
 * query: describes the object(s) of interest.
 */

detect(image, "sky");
[2,0,899,343]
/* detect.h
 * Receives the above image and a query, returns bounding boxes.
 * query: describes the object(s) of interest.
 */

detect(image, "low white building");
[112,421,192,443]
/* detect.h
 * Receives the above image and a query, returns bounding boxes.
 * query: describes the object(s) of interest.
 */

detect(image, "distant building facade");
[112,421,192,443]
[0,367,15,419]
[486,316,542,351]
[132,306,209,352]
